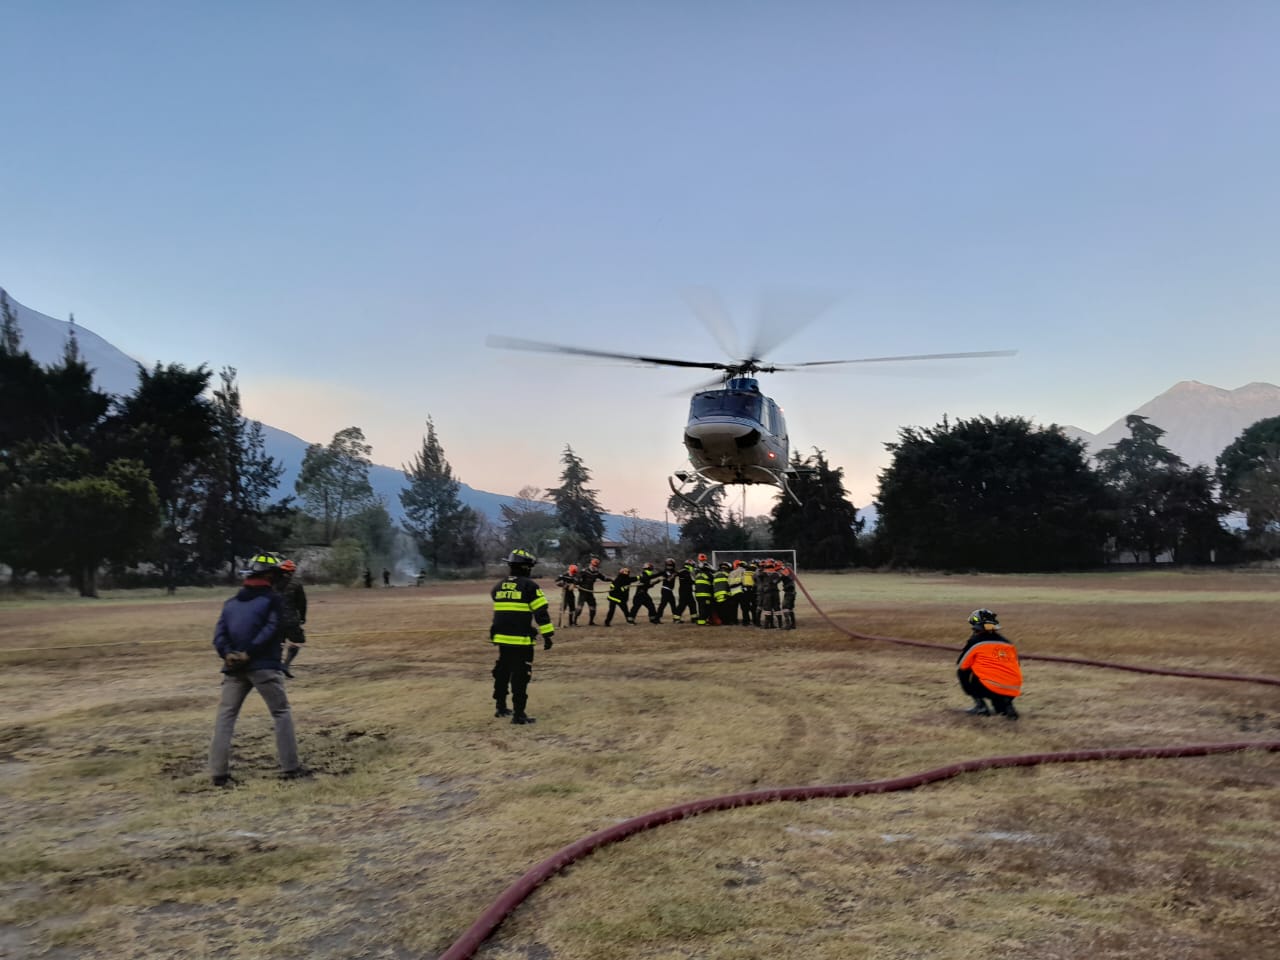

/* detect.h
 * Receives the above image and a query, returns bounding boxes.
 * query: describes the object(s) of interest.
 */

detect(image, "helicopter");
[486,299,1015,506]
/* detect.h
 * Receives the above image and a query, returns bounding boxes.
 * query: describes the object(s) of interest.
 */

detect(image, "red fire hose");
[440,740,1280,960]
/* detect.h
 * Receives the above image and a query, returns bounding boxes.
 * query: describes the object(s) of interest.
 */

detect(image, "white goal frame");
[712,548,798,572]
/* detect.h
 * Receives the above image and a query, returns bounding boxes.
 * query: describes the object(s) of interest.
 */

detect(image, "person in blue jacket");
[208,553,308,785]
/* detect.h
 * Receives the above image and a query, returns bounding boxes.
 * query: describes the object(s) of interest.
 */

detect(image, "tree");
[499,485,562,559]
[400,417,482,570]
[0,448,160,596]
[546,445,605,555]
[107,363,218,591]
[874,415,1109,571]
[1217,416,1280,556]
[667,477,726,554]
[296,426,377,543]
[769,448,863,569]
[0,290,20,355]
[197,368,288,579]
[1096,415,1221,563]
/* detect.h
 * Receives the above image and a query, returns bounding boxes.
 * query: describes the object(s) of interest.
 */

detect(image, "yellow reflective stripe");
[538,623,554,635]
[494,602,533,612]
[530,596,548,611]
[493,635,535,645]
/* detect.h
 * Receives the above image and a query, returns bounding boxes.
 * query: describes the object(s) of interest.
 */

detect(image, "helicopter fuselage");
[682,377,790,485]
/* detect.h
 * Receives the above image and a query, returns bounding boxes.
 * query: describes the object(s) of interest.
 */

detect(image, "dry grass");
[1,571,1277,960]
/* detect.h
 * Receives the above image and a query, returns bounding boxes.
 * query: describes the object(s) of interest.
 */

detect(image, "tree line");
[4,294,1279,587]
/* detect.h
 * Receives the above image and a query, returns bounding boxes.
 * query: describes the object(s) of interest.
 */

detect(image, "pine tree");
[198,368,288,578]
[400,416,480,571]
[769,448,862,568]
[546,445,605,555]
[0,290,22,355]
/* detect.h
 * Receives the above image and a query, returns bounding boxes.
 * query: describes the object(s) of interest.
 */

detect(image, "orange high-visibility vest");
[958,640,1023,697]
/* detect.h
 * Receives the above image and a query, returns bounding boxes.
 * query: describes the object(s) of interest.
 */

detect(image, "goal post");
[712,548,798,572]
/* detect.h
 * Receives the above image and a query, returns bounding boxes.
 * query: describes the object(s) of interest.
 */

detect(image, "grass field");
[1,570,1278,960]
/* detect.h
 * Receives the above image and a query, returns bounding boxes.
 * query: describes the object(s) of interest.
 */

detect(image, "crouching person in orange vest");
[957,609,1022,720]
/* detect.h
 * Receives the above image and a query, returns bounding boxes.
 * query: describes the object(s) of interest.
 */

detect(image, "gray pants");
[209,669,299,777]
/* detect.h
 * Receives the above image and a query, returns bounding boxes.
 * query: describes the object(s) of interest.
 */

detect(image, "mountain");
[1,288,647,538]
[1059,381,1280,468]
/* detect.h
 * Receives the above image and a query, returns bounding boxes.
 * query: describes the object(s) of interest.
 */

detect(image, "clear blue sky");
[4,2,1278,521]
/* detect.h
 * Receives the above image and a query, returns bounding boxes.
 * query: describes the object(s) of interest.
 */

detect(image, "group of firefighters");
[552,554,798,630]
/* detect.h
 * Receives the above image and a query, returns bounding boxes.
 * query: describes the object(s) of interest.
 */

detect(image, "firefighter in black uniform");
[604,566,635,626]
[554,564,580,626]
[739,561,758,627]
[576,556,608,625]
[629,561,661,624]
[712,561,731,625]
[655,558,679,623]
[673,558,697,622]
[489,548,554,724]
[779,565,797,630]
[693,556,714,625]
[276,558,307,677]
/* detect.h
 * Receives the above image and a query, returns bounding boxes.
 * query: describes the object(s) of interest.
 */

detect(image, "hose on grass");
[438,740,1280,960]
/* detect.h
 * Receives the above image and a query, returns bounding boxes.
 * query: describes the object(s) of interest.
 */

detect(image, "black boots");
[965,700,991,716]
[495,703,512,718]
[511,713,536,725]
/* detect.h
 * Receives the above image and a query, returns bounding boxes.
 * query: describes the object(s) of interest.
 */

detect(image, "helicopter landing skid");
[668,471,726,508]
[668,467,807,507]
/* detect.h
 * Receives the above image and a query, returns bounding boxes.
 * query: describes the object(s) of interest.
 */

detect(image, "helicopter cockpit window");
[690,392,764,422]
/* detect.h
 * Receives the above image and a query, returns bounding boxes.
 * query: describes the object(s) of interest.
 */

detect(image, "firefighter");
[739,560,758,627]
[276,558,307,677]
[693,557,714,625]
[712,561,731,625]
[630,561,661,624]
[655,558,680,622]
[778,565,797,630]
[726,559,744,626]
[489,548,554,725]
[576,556,608,625]
[554,564,580,626]
[603,566,635,626]
[957,609,1022,720]
[673,558,697,622]
[759,560,781,629]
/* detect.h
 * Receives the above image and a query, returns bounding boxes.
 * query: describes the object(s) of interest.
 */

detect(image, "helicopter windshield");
[689,391,764,423]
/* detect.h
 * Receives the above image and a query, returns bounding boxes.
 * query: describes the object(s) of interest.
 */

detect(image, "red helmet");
[280,559,297,573]
[590,557,600,567]
[697,553,708,562]
[568,564,579,575]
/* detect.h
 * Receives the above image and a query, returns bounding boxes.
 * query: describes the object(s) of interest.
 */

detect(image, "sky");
[3,1,1279,522]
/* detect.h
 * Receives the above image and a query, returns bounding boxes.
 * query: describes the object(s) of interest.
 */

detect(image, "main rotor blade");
[748,288,842,362]
[777,349,1018,369]
[486,334,728,371]
[681,287,743,359]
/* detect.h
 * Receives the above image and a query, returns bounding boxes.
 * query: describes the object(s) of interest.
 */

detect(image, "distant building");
[599,540,626,560]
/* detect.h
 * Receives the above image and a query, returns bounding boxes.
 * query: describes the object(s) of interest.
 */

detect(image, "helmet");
[644,561,654,568]
[665,558,675,566]
[968,609,999,630]
[507,548,536,568]
[279,559,297,573]
[249,553,283,575]
[719,561,730,570]
[619,566,631,575]
[568,564,579,575]
[732,559,742,568]
[590,556,601,567]
[697,553,708,562]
